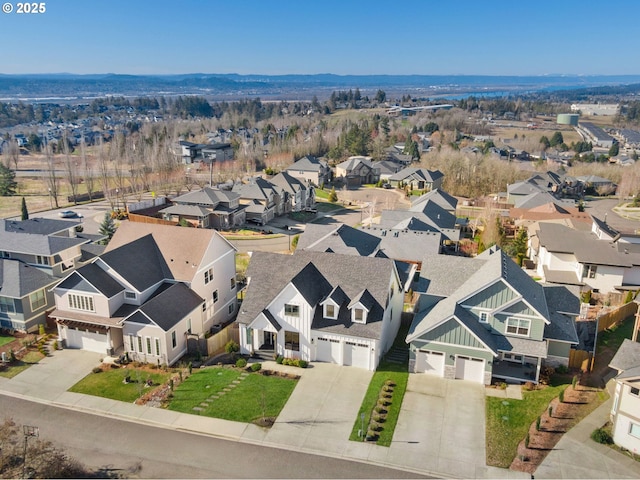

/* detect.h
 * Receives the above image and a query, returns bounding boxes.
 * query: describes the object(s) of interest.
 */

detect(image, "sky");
[1,0,639,76]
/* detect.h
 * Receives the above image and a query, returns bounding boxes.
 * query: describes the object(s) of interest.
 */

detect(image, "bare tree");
[62,134,80,205]
[43,143,60,208]
[80,136,96,202]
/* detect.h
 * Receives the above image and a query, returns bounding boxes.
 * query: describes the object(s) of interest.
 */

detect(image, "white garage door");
[316,337,341,363]
[455,356,485,383]
[416,350,445,376]
[65,327,109,354]
[344,341,370,369]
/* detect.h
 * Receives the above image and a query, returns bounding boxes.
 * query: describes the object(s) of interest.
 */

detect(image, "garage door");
[416,350,445,376]
[65,327,109,354]
[316,337,341,363]
[454,356,485,383]
[343,341,370,369]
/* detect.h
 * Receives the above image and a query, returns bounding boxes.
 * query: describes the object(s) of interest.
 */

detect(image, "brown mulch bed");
[510,383,603,474]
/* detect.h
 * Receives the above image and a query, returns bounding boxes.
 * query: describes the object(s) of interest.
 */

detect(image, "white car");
[58,210,82,218]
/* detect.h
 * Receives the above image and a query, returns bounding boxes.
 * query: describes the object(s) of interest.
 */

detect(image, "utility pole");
[22,425,38,479]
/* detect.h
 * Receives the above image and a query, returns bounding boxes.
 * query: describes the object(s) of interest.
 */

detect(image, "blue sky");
[1,0,639,76]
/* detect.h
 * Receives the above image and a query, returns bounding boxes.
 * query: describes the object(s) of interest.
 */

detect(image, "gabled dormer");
[348,289,376,324]
[320,285,348,320]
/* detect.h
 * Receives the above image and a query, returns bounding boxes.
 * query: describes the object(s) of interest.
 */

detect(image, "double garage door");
[316,337,370,369]
[64,327,109,354]
[416,350,485,384]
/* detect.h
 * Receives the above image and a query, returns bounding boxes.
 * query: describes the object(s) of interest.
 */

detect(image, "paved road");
[584,197,640,233]
[0,394,427,479]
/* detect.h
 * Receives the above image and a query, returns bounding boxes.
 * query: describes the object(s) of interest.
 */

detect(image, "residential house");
[335,156,380,187]
[159,187,246,229]
[407,247,579,384]
[384,145,413,166]
[372,160,403,181]
[576,175,617,196]
[50,222,237,362]
[285,156,331,186]
[270,171,315,212]
[388,167,444,191]
[232,177,282,225]
[236,251,408,371]
[176,141,234,164]
[609,339,640,453]
[529,219,640,294]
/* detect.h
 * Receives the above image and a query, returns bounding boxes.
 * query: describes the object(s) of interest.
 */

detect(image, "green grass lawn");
[316,202,342,212]
[168,367,298,423]
[314,189,331,200]
[0,351,45,378]
[486,384,567,467]
[69,368,171,403]
[0,335,14,348]
[598,316,635,352]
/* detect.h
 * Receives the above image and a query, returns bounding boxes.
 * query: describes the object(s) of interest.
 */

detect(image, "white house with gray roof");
[159,187,246,229]
[408,247,579,384]
[236,251,407,370]
[51,222,237,363]
[609,338,640,453]
[285,155,330,186]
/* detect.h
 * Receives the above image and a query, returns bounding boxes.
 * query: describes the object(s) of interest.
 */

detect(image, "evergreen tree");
[550,131,564,147]
[98,212,117,242]
[0,164,17,196]
[20,196,28,220]
[328,187,338,203]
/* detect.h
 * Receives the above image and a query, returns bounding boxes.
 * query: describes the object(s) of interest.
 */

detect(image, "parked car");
[247,218,264,226]
[58,210,82,218]
[382,183,392,189]
[304,208,318,214]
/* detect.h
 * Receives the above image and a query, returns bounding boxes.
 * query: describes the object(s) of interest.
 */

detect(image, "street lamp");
[47,188,52,209]
[115,188,119,212]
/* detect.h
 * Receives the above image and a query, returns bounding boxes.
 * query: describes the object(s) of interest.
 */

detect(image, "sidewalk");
[2,349,640,479]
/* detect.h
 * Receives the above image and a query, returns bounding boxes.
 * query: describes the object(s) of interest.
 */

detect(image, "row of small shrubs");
[235,358,263,372]
[366,379,395,441]
[275,356,308,368]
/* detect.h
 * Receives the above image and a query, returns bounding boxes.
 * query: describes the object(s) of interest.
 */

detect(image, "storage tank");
[557,113,579,126]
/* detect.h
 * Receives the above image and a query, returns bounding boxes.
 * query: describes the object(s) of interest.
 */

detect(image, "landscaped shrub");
[236,358,247,368]
[572,375,578,389]
[556,364,569,374]
[372,412,385,423]
[548,406,553,418]
[523,382,535,391]
[559,389,565,403]
[535,416,541,431]
[110,363,119,369]
[370,422,382,432]
[250,362,262,372]
[365,429,378,441]
[524,433,530,449]
[384,379,396,387]
[374,405,387,414]
[377,397,390,406]
[92,367,102,374]
[591,427,613,444]
[276,355,284,364]
[297,359,308,368]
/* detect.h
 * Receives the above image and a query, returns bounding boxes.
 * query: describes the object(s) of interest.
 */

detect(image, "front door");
[263,331,275,348]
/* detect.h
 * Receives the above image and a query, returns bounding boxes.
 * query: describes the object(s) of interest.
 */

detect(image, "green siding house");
[407,247,579,384]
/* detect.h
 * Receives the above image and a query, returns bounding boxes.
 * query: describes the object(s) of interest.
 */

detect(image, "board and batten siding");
[502,300,538,317]
[266,283,313,361]
[547,340,571,358]
[419,318,485,349]
[463,280,516,310]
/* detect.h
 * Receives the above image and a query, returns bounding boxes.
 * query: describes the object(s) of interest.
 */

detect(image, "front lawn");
[69,367,171,403]
[0,335,13,348]
[0,351,44,378]
[486,384,567,467]
[168,367,298,424]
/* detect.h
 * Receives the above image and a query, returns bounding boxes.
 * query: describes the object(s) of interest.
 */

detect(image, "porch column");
[535,357,541,383]
[106,328,112,355]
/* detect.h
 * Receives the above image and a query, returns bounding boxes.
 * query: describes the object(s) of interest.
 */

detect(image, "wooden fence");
[127,212,178,226]
[597,301,637,332]
[568,349,593,372]
[205,323,239,356]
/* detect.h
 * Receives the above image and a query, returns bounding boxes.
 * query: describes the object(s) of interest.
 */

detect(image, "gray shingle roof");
[410,189,458,212]
[298,224,380,256]
[541,284,580,345]
[172,187,239,206]
[0,228,87,256]
[388,167,443,183]
[270,171,308,194]
[609,338,640,373]
[135,282,204,332]
[1,218,81,235]
[0,259,57,298]
[286,155,326,172]
[494,335,548,357]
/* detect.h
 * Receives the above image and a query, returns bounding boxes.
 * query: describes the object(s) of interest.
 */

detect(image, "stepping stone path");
[198,371,253,408]
[192,407,204,412]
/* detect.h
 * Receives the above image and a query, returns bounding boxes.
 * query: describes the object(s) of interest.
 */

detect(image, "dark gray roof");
[592,215,619,239]
[324,285,349,305]
[286,155,327,172]
[0,227,87,256]
[298,224,380,256]
[418,255,486,297]
[238,251,397,341]
[1,218,81,236]
[542,284,580,344]
[232,177,279,201]
[0,259,57,298]
[60,263,125,297]
[349,289,376,311]
[291,262,332,306]
[494,335,548,357]
[311,299,385,340]
[99,235,170,291]
[136,282,203,332]
[410,189,458,212]
[79,243,106,263]
[270,171,308,194]
[388,167,443,183]
[172,187,239,206]
[610,338,640,373]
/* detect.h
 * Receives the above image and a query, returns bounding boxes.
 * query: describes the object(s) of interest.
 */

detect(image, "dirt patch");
[510,383,605,474]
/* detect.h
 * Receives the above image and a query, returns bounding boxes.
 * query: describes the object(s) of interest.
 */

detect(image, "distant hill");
[1,73,640,102]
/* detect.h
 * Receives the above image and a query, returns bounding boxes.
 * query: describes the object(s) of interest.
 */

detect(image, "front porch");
[492,354,542,384]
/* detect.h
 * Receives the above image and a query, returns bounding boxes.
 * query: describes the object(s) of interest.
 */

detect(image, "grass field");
[69,367,172,403]
[168,367,298,423]
[0,335,14,348]
[0,351,45,379]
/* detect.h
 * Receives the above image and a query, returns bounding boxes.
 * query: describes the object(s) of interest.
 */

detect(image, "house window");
[0,251,10,259]
[187,318,192,334]
[68,293,94,312]
[630,423,640,439]
[325,304,336,319]
[155,338,161,356]
[171,331,177,348]
[125,291,136,300]
[502,353,524,363]
[30,289,46,311]
[213,290,219,303]
[353,308,364,323]
[137,336,143,352]
[146,337,152,355]
[284,331,300,351]
[631,386,640,397]
[228,303,235,314]
[35,255,50,266]
[204,268,213,284]
[479,312,489,323]
[230,277,236,290]
[0,297,15,314]
[202,303,207,312]
[506,318,530,337]
[583,264,597,279]
[129,335,135,351]
[284,304,299,317]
